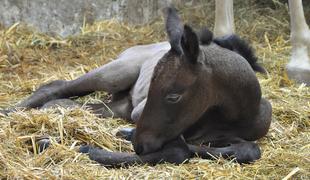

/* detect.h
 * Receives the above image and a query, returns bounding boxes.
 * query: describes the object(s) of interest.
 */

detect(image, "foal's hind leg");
[191,98,272,163]
[236,98,272,141]
[39,91,133,120]
[16,58,142,109]
[87,95,133,120]
[40,99,81,109]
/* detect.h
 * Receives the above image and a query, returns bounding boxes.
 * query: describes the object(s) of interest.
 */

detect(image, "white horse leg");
[287,0,310,85]
[214,0,235,37]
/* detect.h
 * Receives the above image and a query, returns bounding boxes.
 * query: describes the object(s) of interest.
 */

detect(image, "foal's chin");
[133,133,166,155]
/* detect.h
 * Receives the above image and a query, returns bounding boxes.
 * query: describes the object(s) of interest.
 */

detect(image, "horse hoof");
[286,66,310,86]
[17,80,68,108]
[286,57,310,86]
[79,145,91,153]
[0,107,20,116]
[115,127,135,141]
[36,138,51,153]
[0,109,10,116]
[233,142,261,164]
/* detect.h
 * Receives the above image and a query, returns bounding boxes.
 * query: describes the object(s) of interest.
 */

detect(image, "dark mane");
[213,35,266,74]
[198,27,213,45]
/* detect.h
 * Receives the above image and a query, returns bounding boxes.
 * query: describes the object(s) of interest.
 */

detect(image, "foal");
[2,7,272,166]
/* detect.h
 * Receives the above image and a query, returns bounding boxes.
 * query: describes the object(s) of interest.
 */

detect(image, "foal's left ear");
[181,25,199,64]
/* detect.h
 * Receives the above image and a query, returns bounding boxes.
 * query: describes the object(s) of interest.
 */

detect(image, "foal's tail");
[213,35,267,74]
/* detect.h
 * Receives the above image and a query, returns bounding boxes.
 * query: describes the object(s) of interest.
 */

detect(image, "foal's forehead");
[152,52,181,83]
[151,52,196,92]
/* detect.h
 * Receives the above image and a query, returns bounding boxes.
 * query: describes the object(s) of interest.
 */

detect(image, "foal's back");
[202,43,261,120]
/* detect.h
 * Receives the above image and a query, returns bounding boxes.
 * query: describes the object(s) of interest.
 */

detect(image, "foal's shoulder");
[201,42,243,61]
[202,43,256,74]
[213,35,266,73]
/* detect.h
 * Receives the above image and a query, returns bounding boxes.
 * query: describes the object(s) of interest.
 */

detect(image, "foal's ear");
[164,6,183,54]
[181,25,199,64]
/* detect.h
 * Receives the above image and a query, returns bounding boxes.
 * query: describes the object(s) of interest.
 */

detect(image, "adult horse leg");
[287,0,310,85]
[214,0,235,37]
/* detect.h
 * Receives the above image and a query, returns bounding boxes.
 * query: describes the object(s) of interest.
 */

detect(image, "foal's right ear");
[164,6,183,54]
[181,25,199,64]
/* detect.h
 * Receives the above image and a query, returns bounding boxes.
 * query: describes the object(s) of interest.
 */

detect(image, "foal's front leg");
[115,128,261,164]
[188,140,261,164]
[79,137,191,167]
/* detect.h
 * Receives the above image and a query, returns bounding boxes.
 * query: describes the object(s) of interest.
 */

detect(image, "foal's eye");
[165,93,182,103]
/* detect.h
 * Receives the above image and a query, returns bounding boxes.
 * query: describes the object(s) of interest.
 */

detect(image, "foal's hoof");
[232,142,261,164]
[41,99,81,109]
[0,107,21,116]
[36,138,51,153]
[17,80,68,108]
[286,65,310,86]
[0,109,10,116]
[79,145,91,154]
[115,128,135,141]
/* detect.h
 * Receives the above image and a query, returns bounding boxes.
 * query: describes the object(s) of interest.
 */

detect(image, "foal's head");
[133,7,213,155]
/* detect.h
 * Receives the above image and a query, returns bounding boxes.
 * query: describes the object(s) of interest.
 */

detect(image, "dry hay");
[0,1,309,179]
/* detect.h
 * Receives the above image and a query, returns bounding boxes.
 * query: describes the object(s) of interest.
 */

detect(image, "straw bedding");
[0,1,309,179]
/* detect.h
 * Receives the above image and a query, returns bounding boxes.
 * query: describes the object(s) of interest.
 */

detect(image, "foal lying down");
[3,7,272,166]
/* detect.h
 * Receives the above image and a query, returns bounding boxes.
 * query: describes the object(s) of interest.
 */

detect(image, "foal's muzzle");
[133,132,163,155]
